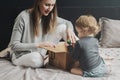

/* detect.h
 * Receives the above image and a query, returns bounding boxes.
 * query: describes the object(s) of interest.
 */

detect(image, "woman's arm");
[9,12,37,51]
[57,17,79,43]
[65,20,79,44]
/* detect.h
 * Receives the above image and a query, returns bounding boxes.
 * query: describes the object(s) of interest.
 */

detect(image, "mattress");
[0,48,120,80]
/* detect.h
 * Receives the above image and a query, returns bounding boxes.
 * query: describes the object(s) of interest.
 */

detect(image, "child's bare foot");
[70,67,83,76]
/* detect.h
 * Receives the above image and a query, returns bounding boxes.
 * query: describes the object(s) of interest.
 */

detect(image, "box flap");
[42,42,67,53]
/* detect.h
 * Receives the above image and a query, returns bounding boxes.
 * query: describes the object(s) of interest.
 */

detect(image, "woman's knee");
[29,52,44,68]
[13,52,44,68]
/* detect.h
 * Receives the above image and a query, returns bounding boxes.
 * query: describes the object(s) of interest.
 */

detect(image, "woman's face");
[39,0,56,16]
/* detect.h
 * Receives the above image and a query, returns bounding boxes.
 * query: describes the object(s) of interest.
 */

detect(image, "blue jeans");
[83,60,108,77]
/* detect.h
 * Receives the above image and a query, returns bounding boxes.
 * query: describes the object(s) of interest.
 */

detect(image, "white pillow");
[99,17,120,48]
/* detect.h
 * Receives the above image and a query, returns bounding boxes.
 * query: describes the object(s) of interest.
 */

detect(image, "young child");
[69,15,108,77]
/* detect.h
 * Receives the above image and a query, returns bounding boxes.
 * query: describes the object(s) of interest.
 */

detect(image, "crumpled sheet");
[0,48,120,80]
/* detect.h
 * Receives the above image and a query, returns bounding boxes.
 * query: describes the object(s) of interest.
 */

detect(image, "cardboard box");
[42,42,71,70]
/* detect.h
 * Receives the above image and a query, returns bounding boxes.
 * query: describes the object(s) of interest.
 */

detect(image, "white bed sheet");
[0,48,120,80]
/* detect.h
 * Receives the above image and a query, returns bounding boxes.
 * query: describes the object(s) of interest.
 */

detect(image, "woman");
[9,0,78,68]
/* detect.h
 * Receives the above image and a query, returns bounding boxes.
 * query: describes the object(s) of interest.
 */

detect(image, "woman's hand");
[67,28,79,44]
[37,41,56,48]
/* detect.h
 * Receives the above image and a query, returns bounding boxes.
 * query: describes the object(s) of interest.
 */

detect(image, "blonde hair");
[75,15,100,36]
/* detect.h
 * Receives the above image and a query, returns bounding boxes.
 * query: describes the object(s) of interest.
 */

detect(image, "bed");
[1,5,120,80]
[0,47,120,80]
[1,17,120,80]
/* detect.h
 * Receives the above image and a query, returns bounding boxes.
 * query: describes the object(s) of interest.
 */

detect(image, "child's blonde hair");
[75,15,100,36]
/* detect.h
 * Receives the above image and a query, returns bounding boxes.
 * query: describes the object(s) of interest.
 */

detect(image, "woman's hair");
[75,15,100,35]
[31,0,58,36]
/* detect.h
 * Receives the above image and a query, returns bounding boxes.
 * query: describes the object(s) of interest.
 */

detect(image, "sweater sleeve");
[57,17,74,31]
[57,17,74,41]
[9,12,37,52]
[65,20,74,31]
[72,41,81,60]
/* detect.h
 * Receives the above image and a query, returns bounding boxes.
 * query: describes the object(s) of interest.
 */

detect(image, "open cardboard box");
[42,42,67,53]
[42,42,71,70]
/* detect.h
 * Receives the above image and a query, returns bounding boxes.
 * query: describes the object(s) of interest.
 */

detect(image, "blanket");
[0,48,120,80]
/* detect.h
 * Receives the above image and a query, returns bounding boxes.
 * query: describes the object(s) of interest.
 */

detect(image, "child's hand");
[67,40,71,45]
[66,40,75,47]
[65,40,72,47]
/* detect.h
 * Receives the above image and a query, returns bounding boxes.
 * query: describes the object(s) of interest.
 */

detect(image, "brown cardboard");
[42,42,67,53]
[48,51,70,70]
[42,42,71,70]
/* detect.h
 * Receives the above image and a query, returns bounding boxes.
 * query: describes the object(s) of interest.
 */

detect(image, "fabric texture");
[12,52,44,68]
[8,9,74,60]
[71,37,102,72]
[99,17,120,48]
[0,47,120,80]
[83,60,107,77]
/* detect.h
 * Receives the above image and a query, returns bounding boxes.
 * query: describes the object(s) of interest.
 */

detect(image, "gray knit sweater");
[9,10,74,58]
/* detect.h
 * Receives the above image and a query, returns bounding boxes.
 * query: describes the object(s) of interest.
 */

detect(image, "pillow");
[99,17,120,48]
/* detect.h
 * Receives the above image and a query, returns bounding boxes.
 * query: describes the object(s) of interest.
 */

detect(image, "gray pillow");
[99,17,120,48]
